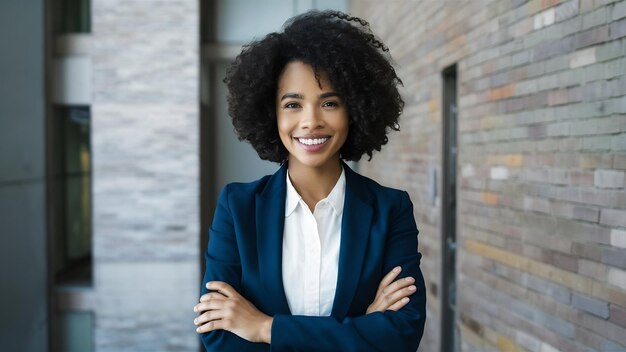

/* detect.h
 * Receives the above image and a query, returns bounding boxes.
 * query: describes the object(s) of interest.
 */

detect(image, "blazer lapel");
[332,162,374,319]
[255,163,292,315]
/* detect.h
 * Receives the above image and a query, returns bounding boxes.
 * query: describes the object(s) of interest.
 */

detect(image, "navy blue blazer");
[200,161,426,351]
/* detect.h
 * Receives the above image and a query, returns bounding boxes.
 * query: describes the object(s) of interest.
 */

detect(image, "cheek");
[276,115,292,138]
[336,112,350,137]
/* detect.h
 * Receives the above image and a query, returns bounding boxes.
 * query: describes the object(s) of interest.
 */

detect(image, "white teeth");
[298,137,329,145]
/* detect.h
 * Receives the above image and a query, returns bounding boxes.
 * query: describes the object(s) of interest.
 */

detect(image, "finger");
[382,276,415,295]
[378,266,402,291]
[199,291,227,303]
[196,319,227,334]
[387,297,410,311]
[194,298,227,313]
[194,309,226,326]
[206,281,238,298]
[384,284,417,307]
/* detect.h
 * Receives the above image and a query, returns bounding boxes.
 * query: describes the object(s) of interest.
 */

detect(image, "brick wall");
[350,0,626,351]
[91,0,199,350]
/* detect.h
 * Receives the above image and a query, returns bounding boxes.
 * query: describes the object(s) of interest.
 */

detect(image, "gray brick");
[596,38,623,62]
[544,312,577,339]
[578,259,607,279]
[602,59,626,86]
[570,119,600,136]
[527,61,546,77]
[612,133,626,150]
[580,0,597,13]
[547,122,570,137]
[572,205,601,222]
[598,115,626,135]
[614,154,626,169]
[603,340,626,352]
[568,85,584,102]
[583,79,621,102]
[601,247,626,269]
[572,292,610,318]
[613,0,626,21]
[600,208,626,227]
[545,55,570,73]
[561,15,583,37]
[553,252,579,272]
[556,0,580,22]
[576,25,610,49]
[611,17,626,39]
[582,6,609,31]
[534,36,576,61]
[511,50,531,66]
[583,135,612,150]
[524,274,572,304]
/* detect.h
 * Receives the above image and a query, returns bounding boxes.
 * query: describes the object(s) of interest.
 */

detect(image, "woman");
[193,10,426,351]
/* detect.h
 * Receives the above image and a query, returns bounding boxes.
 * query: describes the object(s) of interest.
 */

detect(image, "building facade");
[352,0,626,351]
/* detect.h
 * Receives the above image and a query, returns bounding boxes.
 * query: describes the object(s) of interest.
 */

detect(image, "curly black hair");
[224,10,404,162]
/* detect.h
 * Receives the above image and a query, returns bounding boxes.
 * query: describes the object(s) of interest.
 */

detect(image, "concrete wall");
[0,0,49,351]
[351,0,626,351]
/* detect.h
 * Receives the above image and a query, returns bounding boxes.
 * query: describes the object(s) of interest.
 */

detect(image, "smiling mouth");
[296,137,330,145]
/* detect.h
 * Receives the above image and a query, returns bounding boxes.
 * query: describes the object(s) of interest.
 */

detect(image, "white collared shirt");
[282,168,345,316]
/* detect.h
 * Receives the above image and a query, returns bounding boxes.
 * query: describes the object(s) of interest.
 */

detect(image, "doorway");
[440,64,458,352]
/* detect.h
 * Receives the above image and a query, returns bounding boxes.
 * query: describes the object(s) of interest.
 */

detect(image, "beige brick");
[481,192,498,205]
[578,259,607,280]
[497,335,524,352]
[505,154,524,167]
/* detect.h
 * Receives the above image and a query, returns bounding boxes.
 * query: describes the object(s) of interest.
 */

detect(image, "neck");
[287,157,343,209]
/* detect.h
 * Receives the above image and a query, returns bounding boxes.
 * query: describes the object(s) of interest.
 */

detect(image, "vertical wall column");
[0,0,48,351]
[91,0,199,350]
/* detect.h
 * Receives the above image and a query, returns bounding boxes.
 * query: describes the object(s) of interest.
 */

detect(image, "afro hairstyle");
[223,10,404,163]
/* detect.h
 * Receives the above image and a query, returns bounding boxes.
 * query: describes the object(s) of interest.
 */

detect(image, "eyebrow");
[280,92,341,101]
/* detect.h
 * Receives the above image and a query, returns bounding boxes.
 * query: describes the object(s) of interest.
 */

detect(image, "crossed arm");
[194,188,426,351]
[193,266,416,343]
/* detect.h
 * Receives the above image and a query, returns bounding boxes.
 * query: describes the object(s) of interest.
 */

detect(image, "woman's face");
[276,61,349,170]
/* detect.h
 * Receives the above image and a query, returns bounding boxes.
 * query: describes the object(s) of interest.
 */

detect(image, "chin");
[296,154,343,168]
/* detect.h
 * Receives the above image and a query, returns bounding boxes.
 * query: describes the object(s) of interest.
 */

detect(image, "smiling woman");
[194,10,426,352]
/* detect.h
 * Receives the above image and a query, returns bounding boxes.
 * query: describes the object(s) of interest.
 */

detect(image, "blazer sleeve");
[270,191,426,352]
[199,185,268,351]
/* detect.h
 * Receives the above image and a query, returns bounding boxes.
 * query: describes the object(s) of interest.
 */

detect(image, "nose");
[300,106,324,130]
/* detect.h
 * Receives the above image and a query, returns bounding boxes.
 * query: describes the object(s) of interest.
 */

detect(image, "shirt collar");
[285,167,346,217]
[285,172,301,217]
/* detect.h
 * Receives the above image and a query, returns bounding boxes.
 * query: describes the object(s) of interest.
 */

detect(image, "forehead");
[277,61,332,93]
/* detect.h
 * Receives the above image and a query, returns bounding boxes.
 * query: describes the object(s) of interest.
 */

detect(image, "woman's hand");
[193,281,274,344]
[366,266,416,314]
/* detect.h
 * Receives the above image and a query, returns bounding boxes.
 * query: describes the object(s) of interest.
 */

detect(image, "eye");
[284,102,301,109]
[322,101,339,108]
